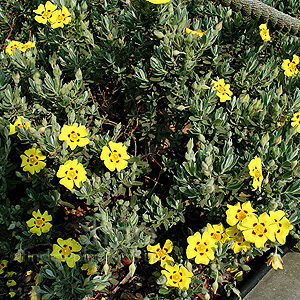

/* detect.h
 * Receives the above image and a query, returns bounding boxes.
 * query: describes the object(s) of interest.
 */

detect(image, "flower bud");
[103,262,109,275]
[129,261,136,277]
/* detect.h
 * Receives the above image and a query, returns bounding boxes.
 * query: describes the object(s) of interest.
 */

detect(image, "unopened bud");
[103,262,109,275]
[129,261,136,277]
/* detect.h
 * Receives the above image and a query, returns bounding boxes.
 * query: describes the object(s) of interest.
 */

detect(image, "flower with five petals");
[59,123,89,150]
[20,41,36,52]
[206,223,226,245]
[211,77,233,102]
[161,263,193,290]
[100,141,130,172]
[20,148,46,175]
[186,231,216,265]
[269,210,293,245]
[50,238,82,268]
[226,201,256,226]
[49,6,72,29]
[33,1,57,24]
[26,209,52,236]
[281,54,299,77]
[259,24,271,42]
[147,239,174,267]
[238,212,277,248]
[5,41,23,55]
[56,159,87,190]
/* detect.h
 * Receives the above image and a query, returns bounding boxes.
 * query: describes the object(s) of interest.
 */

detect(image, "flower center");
[218,86,225,93]
[255,170,261,178]
[30,157,37,164]
[197,244,206,253]
[172,272,181,282]
[67,168,78,180]
[290,62,297,70]
[58,244,73,257]
[157,249,166,258]
[254,224,264,234]
[262,29,267,35]
[109,150,121,162]
[57,15,63,22]
[36,219,44,226]
[238,211,247,220]
[212,232,221,241]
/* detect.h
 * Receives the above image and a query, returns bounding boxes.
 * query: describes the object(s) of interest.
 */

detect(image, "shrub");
[1,0,300,299]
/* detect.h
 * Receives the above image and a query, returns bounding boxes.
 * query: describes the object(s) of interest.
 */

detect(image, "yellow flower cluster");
[33,1,71,29]
[147,239,193,290]
[5,41,36,55]
[9,116,131,191]
[226,201,293,249]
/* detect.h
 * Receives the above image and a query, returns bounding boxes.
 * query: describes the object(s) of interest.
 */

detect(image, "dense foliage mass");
[1,0,300,299]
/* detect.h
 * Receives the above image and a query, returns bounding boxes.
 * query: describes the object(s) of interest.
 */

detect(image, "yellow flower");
[226,201,256,226]
[211,77,233,102]
[49,6,72,29]
[20,148,46,175]
[58,123,89,150]
[26,270,33,275]
[33,1,57,24]
[0,260,8,274]
[5,41,23,55]
[147,239,174,267]
[146,0,171,3]
[20,41,36,52]
[266,253,283,270]
[100,141,130,172]
[50,238,82,268]
[186,231,216,265]
[186,28,205,37]
[206,223,226,245]
[281,54,299,77]
[161,264,193,290]
[56,159,87,190]
[9,292,16,298]
[248,156,264,192]
[81,262,98,275]
[269,210,293,245]
[7,271,17,277]
[291,110,300,133]
[259,24,271,42]
[7,279,17,287]
[9,116,31,136]
[238,212,277,248]
[225,225,251,253]
[26,209,52,236]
